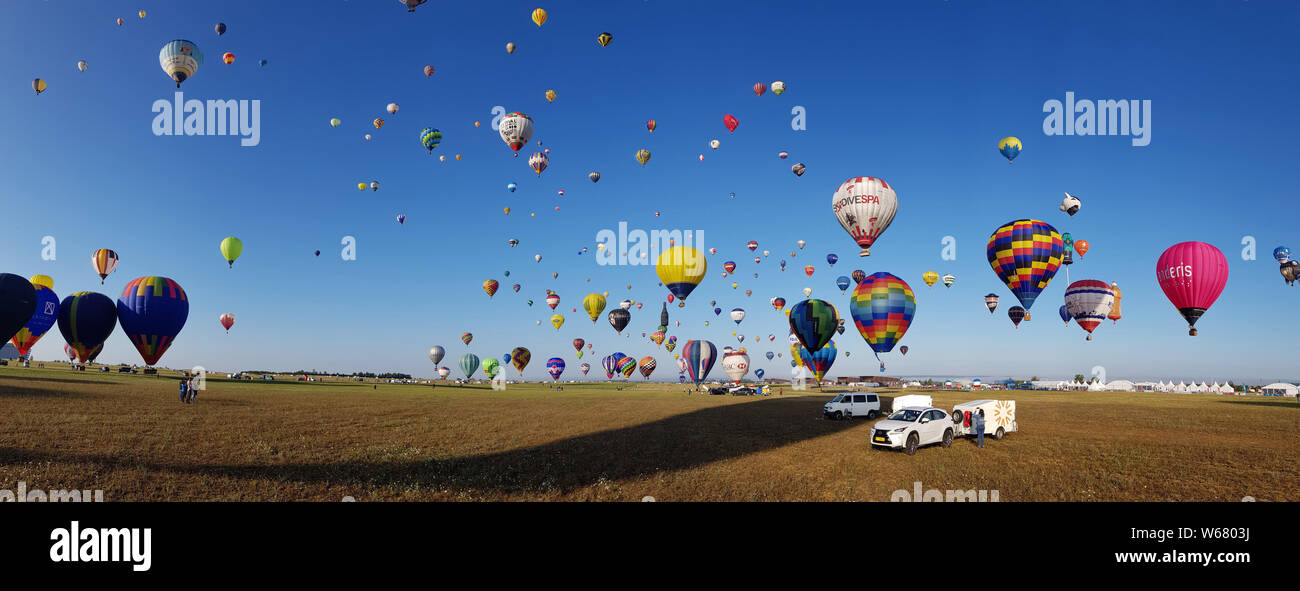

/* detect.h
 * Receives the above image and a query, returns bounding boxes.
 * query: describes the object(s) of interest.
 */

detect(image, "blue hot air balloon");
[117,277,189,366]
[546,357,566,381]
[836,276,851,293]
[788,299,839,353]
[10,284,59,358]
[420,127,443,153]
[682,340,717,385]
[0,274,38,346]
[459,353,480,378]
[827,253,839,267]
[1274,246,1292,264]
[1059,304,1071,324]
[798,340,837,382]
[765,351,775,360]
[57,291,118,362]
[159,40,204,87]
[755,368,765,380]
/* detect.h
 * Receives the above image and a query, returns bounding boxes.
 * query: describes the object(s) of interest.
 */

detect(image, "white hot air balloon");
[1060,192,1082,216]
[428,345,445,365]
[534,254,542,263]
[619,299,633,310]
[797,240,806,250]
[387,103,399,114]
[709,139,720,149]
[498,111,535,155]
[721,351,750,384]
[730,308,746,324]
[802,287,813,297]
[77,60,88,72]
[832,176,899,257]
[1064,280,1115,341]
[942,274,955,288]
[437,366,451,379]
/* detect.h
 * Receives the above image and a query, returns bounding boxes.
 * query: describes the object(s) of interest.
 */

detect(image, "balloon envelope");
[57,291,117,362]
[0,274,39,346]
[1156,242,1228,335]
[788,299,839,353]
[987,219,1064,310]
[683,340,717,385]
[117,277,189,366]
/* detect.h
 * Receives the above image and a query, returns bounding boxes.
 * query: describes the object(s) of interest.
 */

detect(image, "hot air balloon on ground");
[429,345,445,365]
[220,236,243,268]
[1156,242,1228,336]
[545,357,565,381]
[0,274,39,347]
[117,277,189,366]
[683,340,717,385]
[159,40,204,87]
[92,248,119,284]
[849,273,915,371]
[788,299,839,354]
[833,176,898,257]
[460,354,480,379]
[721,350,750,383]
[57,291,117,362]
[1063,280,1115,340]
[498,112,534,155]
[10,282,57,358]
[219,313,235,333]
[987,219,1064,311]
[798,341,836,384]
[998,137,1022,163]
[1007,306,1026,328]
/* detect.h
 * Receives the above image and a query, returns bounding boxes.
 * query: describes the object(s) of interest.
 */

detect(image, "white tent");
[1260,383,1298,396]
[1106,379,1135,392]
[1175,381,1188,393]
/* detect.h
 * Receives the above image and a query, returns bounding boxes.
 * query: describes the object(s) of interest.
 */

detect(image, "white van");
[823,392,882,420]
[951,400,1017,440]
[888,394,932,412]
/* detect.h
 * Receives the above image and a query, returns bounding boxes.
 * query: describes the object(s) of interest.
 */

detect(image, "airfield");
[1,365,1295,502]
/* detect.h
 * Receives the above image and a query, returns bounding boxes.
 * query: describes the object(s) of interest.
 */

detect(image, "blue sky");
[1,0,1297,383]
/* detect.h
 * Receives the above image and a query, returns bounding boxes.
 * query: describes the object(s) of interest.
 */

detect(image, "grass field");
[1,365,1297,501]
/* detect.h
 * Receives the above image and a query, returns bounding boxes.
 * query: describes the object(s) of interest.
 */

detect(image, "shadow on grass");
[1219,399,1300,409]
[0,374,133,389]
[0,396,860,495]
[0,384,94,399]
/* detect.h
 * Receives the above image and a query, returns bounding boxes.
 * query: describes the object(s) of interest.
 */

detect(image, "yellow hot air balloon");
[583,293,607,322]
[635,149,651,167]
[504,207,511,215]
[531,8,547,27]
[220,236,243,268]
[30,275,54,290]
[656,246,707,303]
[545,89,557,102]
[138,10,146,18]
[550,314,565,330]
[32,78,47,94]
[922,271,940,287]
[357,182,367,191]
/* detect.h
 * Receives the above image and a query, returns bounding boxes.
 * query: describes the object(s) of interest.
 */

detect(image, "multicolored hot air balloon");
[57,291,117,363]
[92,249,119,284]
[529,152,549,176]
[788,299,839,354]
[1156,242,1228,336]
[798,340,837,383]
[984,293,1000,314]
[420,127,443,153]
[683,340,717,385]
[942,274,955,289]
[638,356,657,379]
[117,277,189,366]
[498,112,534,155]
[849,273,915,370]
[546,357,565,381]
[159,40,204,87]
[461,332,473,345]
[483,279,499,297]
[424,65,435,77]
[998,136,1022,163]
[656,246,706,304]
[1007,306,1026,328]
[987,219,1064,311]
[833,176,898,257]
[665,335,677,353]
[10,281,57,357]
[1063,280,1114,340]
[531,8,548,26]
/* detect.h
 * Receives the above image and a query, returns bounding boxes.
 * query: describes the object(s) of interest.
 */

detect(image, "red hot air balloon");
[753,82,766,97]
[804,265,815,278]
[1156,242,1228,336]
[723,114,739,133]
[219,313,235,332]
[747,241,758,252]
[723,261,737,274]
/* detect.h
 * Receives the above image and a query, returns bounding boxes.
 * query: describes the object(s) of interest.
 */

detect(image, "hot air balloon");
[116,17,124,26]
[632,356,655,379]
[9,280,57,358]
[424,65,435,77]
[77,60,88,72]
[998,136,1022,163]
[483,280,499,297]
[1064,280,1115,340]
[709,139,720,150]
[259,59,268,67]
[420,127,443,153]
[1060,192,1082,216]
[550,314,565,330]
[0,275,39,349]
[506,42,516,54]
[608,309,630,334]
[480,357,500,379]
[788,299,838,354]
[510,347,531,374]
[529,152,549,176]
[721,351,750,383]
[635,149,652,167]
[531,8,547,26]
[55,291,116,363]
[219,313,235,333]
[330,118,342,128]
[849,273,915,370]
[399,0,428,12]
[619,299,633,311]
[222,52,235,65]
[826,254,839,268]
[849,270,867,286]
[1058,305,1071,324]
[987,219,1064,311]
[656,246,706,304]
[1156,242,1228,336]
[1074,240,1090,258]
[220,236,243,268]
[117,277,189,366]
[601,354,620,379]
[1273,246,1292,264]
[753,82,767,97]
[372,118,385,130]
[545,89,557,102]
[159,40,204,87]
[436,366,451,379]
[428,345,445,365]
[771,81,786,95]
[798,341,837,383]
[723,114,739,133]
[543,293,560,310]
[583,293,607,322]
[461,332,473,345]
[542,357,565,381]
[459,354,480,379]
[900,345,909,356]
[804,266,815,278]
[577,362,590,376]
[91,249,119,284]
[498,112,534,155]
[729,308,746,324]
[833,176,898,257]
[984,293,999,314]
[683,340,717,385]
[1007,306,1026,328]
[1281,261,1300,285]
[942,274,955,288]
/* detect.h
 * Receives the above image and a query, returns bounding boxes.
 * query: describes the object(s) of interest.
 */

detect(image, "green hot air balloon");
[220,236,243,268]
[459,353,480,379]
[788,299,839,354]
[482,357,501,379]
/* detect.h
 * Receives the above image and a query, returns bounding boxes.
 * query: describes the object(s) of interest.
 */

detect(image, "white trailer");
[888,394,932,412]
[951,399,1017,440]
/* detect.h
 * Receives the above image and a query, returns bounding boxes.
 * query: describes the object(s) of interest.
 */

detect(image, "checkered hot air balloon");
[849,273,915,370]
[987,219,1064,311]
[638,356,657,379]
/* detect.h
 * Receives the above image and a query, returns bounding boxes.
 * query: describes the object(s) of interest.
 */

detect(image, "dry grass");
[1,366,1297,501]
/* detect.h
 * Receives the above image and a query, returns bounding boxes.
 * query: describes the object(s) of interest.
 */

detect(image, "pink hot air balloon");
[723,114,739,133]
[1155,241,1228,336]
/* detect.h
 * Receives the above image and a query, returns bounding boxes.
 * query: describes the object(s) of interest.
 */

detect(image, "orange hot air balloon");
[222,52,235,65]
[804,265,815,278]
[483,279,500,297]
[1075,240,1090,257]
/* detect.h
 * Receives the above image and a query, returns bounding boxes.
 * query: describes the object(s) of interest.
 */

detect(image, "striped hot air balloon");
[849,273,915,370]
[461,332,473,345]
[459,353,480,379]
[11,283,58,357]
[57,292,118,363]
[546,357,565,381]
[616,354,637,379]
[529,152,549,176]
[1064,280,1115,340]
[987,219,1064,311]
[798,340,837,383]
[682,340,717,385]
[483,279,499,297]
[91,249,119,284]
[117,277,189,366]
[420,127,443,152]
[159,40,204,87]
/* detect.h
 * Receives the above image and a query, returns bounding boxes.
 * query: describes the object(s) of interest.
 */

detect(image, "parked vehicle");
[951,400,1017,440]
[708,386,729,395]
[887,394,932,412]
[871,406,954,455]
[823,392,881,420]
[728,386,756,395]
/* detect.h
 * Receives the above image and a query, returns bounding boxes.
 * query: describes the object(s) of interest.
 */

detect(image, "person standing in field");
[974,408,986,448]
[179,379,188,403]
[187,379,198,404]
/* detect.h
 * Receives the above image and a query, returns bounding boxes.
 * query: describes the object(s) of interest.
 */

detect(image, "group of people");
[178,377,199,404]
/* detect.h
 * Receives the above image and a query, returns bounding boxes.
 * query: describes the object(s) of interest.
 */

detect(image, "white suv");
[870,406,955,455]
[823,392,881,420]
